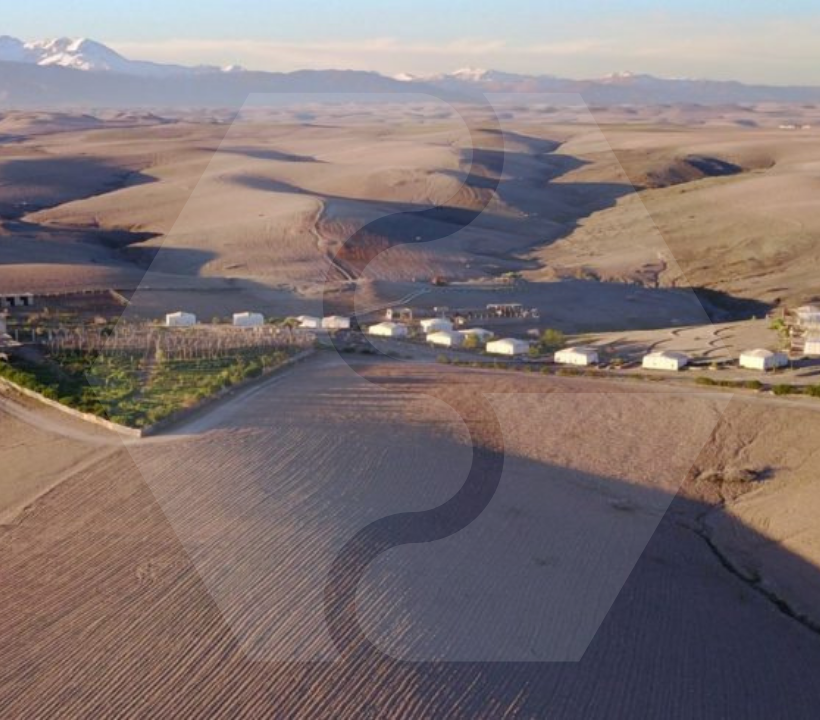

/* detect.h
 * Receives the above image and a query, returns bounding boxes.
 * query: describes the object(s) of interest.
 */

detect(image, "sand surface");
[3,355,820,716]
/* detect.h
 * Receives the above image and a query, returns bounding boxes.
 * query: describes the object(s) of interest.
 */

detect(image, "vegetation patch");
[0,346,298,429]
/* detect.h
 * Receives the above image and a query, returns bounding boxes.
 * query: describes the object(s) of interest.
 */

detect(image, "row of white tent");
[556,347,804,372]
[165,312,353,331]
[164,309,817,371]
[297,315,352,330]
[554,347,808,372]
[369,315,810,369]
[367,320,509,350]
[367,320,530,357]
[166,311,267,328]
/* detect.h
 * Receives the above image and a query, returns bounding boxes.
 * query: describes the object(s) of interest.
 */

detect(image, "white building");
[796,305,820,326]
[368,322,408,338]
[297,315,322,330]
[486,338,530,356]
[385,307,413,322]
[165,311,196,328]
[322,315,351,330]
[459,328,494,343]
[0,293,34,309]
[420,318,453,334]
[642,350,690,372]
[739,349,789,371]
[555,346,599,367]
[233,312,264,328]
[427,330,465,348]
[804,338,820,357]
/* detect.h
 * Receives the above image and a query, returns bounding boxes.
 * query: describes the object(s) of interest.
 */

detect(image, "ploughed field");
[4,354,820,716]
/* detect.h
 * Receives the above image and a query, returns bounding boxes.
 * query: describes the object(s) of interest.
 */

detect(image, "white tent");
[805,338,820,357]
[459,328,493,343]
[322,316,351,330]
[233,312,264,328]
[165,311,196,328]
[427,330,464,348]
[368,322,408,338]
[796,305,820,326]
[555,346,599,367]
[739,349,789,371]
[486,338,530,356]
[642,350,689,371]
[420,318,453,334]
[297,315,322,329]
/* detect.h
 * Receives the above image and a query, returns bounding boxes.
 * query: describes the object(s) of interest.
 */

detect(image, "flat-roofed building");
[368,322,408,338]
[486,338,530,356]
[739,349,789,371]
[420,318,453,334]
[0,293,34,309]
[804,338,820,357]
[642,350,690,372]
[165,311,197,328]
[555,346,599,367]
[796,305,820,326]
[427,330,464,348]
[297,315,322,330]
[322,316,351,330]
[385,307,414,322]
[233,312,264,328]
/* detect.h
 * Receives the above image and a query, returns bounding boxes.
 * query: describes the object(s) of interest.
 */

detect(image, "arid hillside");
[2,103,819,329]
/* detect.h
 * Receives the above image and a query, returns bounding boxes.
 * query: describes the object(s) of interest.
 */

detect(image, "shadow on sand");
[128,362,820,717]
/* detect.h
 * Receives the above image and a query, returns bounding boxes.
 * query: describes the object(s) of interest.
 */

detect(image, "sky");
[5,0,820,84]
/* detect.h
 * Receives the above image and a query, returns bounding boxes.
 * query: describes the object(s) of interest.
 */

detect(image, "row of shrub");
[695,377,764,391]
[771,384,820,398]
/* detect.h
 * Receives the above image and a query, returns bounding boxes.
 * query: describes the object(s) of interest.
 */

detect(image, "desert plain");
[3,100,820,716]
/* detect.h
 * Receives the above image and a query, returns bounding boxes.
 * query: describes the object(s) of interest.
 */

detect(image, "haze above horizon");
[4,0,820,85]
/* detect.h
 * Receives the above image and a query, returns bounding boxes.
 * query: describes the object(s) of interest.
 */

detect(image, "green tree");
[462,334,480,350]
[539,328,565,351]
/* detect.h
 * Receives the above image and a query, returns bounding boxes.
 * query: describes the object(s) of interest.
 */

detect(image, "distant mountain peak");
[3,38,820,108]
[450,67,491,82]
[0,35,240,77]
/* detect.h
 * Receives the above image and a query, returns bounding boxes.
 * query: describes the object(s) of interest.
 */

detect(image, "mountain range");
[0,35,239,76]
[3,36,820,108]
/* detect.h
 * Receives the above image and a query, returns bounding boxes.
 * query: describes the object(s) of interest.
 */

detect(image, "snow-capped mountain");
[3,37,820,108]
[396,67,820,105]
[395,67,541,86]
[0,35,233,77]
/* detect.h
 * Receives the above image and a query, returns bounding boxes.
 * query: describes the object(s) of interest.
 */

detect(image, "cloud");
[108,17,820,84]
[110,37,509,73]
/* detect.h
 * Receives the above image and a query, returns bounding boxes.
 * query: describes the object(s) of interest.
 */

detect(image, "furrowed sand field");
[4,354,820,716]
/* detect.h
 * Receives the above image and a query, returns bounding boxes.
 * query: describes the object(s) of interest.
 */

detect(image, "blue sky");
[5,0,820,82]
